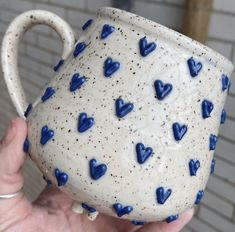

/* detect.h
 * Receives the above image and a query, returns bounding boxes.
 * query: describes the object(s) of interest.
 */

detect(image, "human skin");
[0,118,193,232]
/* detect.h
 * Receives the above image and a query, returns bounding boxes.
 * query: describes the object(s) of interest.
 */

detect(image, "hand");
[0,118,193,232]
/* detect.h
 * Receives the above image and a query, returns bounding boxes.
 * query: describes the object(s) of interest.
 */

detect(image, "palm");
[32,185,136,232]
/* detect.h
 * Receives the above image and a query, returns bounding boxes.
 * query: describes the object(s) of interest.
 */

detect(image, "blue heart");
[165,215,179,223]
[43,175,52,186]
[82,19,93,31]
[90,158,107,180]
[189,159,200,176]
[172,123,187,141]
[73,42,87,57]
[41,87,55,102]
[78,112,95,133]
[156,187,172,204]
[115,98,134,118]
[24,103,32,118]
[131,220,146,226]
[209,134,217,151]
[53,59,64,72]
[104,57,120,77]
[195,190,204,205]
[101,24,115,39]
[54,168,68,187]
[221,74,230,91]
[40,125,54,145]
[82,203,97,213]
[136,143,153,164]
[113,203,133,217]
[210,159,216,174]
[23,138,30,153]
[202,99,214,119]
[187,57,202,77]
[70,73,86,92]
[220,109,226,124]
[139,36,157,57]
[154,80,173,100]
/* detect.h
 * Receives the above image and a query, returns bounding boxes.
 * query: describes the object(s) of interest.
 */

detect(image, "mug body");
[26,7,234,221]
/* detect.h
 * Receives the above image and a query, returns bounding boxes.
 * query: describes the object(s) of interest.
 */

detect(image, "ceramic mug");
[1,7,234,223]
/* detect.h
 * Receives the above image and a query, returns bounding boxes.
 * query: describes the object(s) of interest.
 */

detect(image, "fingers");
[0,118,27,194]
[137,209,194,232]
[0,118,32,231]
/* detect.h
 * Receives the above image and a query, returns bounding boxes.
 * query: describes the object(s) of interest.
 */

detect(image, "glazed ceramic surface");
[1,7,234,223]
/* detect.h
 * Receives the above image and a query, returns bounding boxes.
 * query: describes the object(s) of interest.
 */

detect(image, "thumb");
[0,118,32,230]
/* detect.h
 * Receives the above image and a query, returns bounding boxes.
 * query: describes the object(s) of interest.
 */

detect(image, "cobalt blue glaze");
[156,187,172,204]
[43,175,52,186]
[82,203,97,213]
[24,103,32,118]
[210,159,216,174]
[89,158,107,180]
[113,203,133,217]
[172,123,187,141]
[139,36,156,57]
[166,215,179,223]
[187,57,202,77]
[136,143,153,164]
[101,24,115,39]
[195,190,204,205]
[220,109,227,124]
[104,57,120,77]
[82,19,93,30]
[154,80,173,100]
[131,220,146,226]
[189,159,200,176]
[40,125,54,145]
[41,87,55,102]
[115,98,134,118]
[78,112,95,133]
[209,134,217,151]
[54,168,69,187]
[53,59,64,72]
[221,74,230,91]
[70,73,86,92]
[73,42,87,57]
[202,99,214,119]
[23,138,30,153]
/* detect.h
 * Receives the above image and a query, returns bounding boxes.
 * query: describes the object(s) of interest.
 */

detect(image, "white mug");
[1,7,233,223]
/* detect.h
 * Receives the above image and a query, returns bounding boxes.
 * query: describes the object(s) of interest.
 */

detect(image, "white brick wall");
[0,1,235,232]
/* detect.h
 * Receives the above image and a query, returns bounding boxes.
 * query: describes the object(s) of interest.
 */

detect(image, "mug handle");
[1,10,76,118]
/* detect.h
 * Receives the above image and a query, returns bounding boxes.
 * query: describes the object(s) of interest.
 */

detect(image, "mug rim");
[98,7,234,73]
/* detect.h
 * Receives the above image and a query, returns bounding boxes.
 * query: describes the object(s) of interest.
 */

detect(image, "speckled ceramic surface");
[1,7,234,223]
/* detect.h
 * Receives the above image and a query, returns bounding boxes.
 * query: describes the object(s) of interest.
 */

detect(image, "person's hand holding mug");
[0,118,193,232]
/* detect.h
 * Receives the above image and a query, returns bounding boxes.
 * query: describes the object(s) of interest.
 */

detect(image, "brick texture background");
[0,1,234,231]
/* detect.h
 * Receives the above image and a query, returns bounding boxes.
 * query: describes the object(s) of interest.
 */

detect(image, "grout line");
[135,0,185,9]
[212,173,235,188]
[208,36,235,45]
[214,153,235,167]
[205,188,235,206]
[194,208,222,232]
[218,134,235,144]
[228,92,235,98]
[212,8,235,18]
[227,115,235,121]
[200,202,233,221]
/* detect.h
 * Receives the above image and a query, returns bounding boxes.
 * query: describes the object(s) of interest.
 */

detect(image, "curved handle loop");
[1,10,76,118]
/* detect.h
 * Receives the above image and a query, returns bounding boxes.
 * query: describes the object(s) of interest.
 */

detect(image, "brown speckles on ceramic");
[1,7,234,222]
